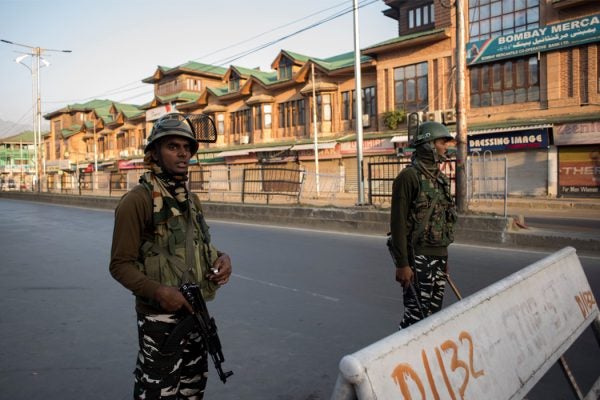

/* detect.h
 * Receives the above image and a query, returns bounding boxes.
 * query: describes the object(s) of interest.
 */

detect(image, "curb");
[1,192,598,256]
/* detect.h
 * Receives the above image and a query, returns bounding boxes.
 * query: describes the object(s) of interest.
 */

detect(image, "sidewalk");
[1,191,599,256]
[468,197,600,219]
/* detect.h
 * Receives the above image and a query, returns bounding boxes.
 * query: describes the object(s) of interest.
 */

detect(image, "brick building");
[44,0,600,199]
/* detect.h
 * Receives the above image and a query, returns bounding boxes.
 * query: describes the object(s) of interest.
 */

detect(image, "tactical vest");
[409,166,457,248]
[137,185,219,301]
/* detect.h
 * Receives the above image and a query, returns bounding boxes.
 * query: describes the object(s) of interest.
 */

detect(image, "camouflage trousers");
[134,313,208,400]
[399,254,447,329]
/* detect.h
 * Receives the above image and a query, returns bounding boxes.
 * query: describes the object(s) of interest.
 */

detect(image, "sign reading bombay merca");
[466,13,600,66]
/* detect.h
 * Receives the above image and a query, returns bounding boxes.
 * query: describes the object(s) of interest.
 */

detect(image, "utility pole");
[454,0,468,213]
[311,63,320,198]
[1,39,71,192]
[353,0,366,205]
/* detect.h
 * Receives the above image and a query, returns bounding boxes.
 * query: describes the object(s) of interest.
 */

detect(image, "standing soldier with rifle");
[388,118,457,329]
[110,113,233,399]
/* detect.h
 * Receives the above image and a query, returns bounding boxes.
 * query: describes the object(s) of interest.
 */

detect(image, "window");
[342,91,351,120]
[468,0,539,42]
[342,87,377,121]
[53,120,61,159]
[279,57,293,80]
[408,3,435,30]
[117,133,125,150]
[470,55,539,107]
[229,71,240,92]
[254,105,262,130]
[362,87,377,117]
[394,62,428,112]
[186,78,202,91]
[264,105,272,129]
[230,109,251,135]
[278,99,306,134]
[322,94,331,121]
[216,114,225,135]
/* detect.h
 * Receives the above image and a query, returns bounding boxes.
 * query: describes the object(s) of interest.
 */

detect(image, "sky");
[0,0,397,134]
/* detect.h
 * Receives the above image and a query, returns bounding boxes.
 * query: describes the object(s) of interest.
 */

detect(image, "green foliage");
[382,110,406,130]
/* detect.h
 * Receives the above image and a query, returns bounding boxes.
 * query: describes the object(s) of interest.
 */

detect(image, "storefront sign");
[145,104,176,121]
[467,14,600,66]
[296,147,341,161]
[468,129,549,153]
[554,122,600,145]
[118,160,139,170]
[340,138,395,155]
[46,159,72,172]
[558,145,600,197]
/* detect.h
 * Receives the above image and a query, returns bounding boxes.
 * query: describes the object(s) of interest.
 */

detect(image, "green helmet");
[145,113,199,155]
[412,121,453,147]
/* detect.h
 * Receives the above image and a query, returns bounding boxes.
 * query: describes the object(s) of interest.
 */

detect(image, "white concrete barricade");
[331,247,600,400]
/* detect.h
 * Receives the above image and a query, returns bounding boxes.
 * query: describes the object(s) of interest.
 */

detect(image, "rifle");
[180,282,233,383]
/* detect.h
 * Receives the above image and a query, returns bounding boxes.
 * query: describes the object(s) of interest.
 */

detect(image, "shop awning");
[391,135,409,143]
[290,142,337,151]
[216,150,251,158]
[467,124,552,135]
[251,146,291,153]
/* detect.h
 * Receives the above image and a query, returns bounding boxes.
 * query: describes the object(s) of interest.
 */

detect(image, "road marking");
[232,273,340,302]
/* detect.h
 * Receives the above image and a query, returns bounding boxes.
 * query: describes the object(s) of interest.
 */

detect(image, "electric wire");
[43,0,379,109]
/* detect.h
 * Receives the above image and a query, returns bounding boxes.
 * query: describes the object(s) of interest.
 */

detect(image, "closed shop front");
[468,127,550,196]
[341,138,395,193]
[554,122,600,198]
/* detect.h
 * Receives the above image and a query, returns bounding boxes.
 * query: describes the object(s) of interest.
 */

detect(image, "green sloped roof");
[362,28,448,51]
[0,130,35,144]
[112,102,144,118]
[144,61,227,82]
[157,91,200,103]
[207,86,230,97]
[312,51,373,71]
[282,50,311,63]
[232,66,278,85]
[44,98,142,121]
[177,61,227,76]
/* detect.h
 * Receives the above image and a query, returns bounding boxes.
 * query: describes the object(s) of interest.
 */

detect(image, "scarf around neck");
[140,156,189,229]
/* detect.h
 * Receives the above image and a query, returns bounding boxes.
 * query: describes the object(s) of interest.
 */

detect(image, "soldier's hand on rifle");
[209,252,232,286]
[155,285,194,314]
[395,265,414,289]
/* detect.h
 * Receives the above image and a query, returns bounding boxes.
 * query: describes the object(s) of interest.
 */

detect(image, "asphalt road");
[0,198,598,400]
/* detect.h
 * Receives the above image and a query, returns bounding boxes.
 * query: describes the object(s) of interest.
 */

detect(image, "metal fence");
[367,159,457,205]
[242,167,304,204]
[467,151,508,216]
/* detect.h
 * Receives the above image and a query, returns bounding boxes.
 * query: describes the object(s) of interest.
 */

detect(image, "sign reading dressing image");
[468,129,549,153]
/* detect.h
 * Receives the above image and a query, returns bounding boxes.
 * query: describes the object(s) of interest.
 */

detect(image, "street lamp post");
[1,39,71,192]
[352,0,366,205]
[14,54,39,190]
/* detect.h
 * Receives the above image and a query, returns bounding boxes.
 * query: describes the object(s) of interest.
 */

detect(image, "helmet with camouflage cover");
[145,113,199,155]
[412,121,453,147]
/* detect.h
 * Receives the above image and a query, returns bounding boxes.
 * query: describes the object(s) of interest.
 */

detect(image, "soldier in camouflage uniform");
[388,121,457,329]
[110,113,232,399]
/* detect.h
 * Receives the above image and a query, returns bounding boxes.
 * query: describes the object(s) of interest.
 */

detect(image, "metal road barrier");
[330,247,600,400]
[367,159,456,205]
[241,167,304,204]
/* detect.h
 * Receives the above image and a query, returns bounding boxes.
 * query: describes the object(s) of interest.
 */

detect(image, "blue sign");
[467,14,600,66]
[468,129,549,153]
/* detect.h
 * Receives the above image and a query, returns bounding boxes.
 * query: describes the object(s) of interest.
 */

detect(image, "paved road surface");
[0,198,598,400]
